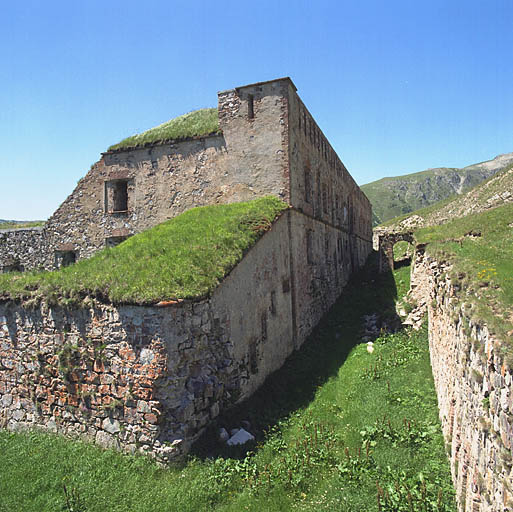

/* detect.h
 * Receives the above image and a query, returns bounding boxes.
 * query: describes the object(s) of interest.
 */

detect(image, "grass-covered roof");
[0,197,288,306]
[107,108,220,151]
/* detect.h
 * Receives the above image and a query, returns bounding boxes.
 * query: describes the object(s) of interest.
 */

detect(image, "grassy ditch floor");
[0,197,288,306]
[415,202,513,344]
[0,262,455,512]
[108,108,220,151]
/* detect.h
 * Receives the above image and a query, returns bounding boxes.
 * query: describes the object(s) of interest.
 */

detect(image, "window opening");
[105,235,129,248]
[247,94,254,119]
[2,263,23,273]
[306,230,314,265]
[322,184,328,214]
[261,311,268,341]
[270,291,277,315]
[55,250,76,268]
[304,169,311,204]
[105,179,129,213]
[112,181,128,212]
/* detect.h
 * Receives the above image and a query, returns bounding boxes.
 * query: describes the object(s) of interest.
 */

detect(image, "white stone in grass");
[367,342,374,354]
[226,428,255,446]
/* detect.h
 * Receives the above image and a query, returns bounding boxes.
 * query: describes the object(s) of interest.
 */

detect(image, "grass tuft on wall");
[0,196,288,305]
[108,108,220,151]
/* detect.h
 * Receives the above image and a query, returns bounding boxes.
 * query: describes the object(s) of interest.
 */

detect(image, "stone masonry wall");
[3,77,372,273]
[0,299,234,462]
[0,228,51,272]
[411,247,513,512]
[0,208,371,460]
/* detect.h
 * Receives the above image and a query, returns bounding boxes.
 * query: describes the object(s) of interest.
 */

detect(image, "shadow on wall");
[191,250,402,458]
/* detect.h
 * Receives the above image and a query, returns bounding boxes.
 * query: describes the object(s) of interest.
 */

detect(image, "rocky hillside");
[362,152,513,225]
[382,161,513,231]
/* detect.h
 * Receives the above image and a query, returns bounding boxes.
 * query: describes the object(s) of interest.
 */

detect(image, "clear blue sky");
[1,0,512,220]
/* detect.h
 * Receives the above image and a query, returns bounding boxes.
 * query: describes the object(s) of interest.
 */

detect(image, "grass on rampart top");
[0,260,456,511]
[0,197,288,306]
[415,202,513,345]
[108,108,220,151]
[0,221,44,230]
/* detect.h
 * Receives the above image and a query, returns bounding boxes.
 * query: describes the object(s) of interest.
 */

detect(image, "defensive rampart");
[411,247,513,512]
[0,210,371,460]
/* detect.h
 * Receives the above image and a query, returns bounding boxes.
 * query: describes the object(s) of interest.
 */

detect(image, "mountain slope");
[362,152,513,225]
[384,161,513,231]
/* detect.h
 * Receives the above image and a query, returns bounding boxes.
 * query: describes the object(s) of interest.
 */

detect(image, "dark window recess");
[261,311,268,341]
[304,169,311,203]
[322,184,328,214]
[55,250,76,268]
[249,338,258,374]
[247,94,254,119]
[270,290,277,315]
[105,236,129,248]
[306,230,314,264]
[112,181,128,212]
[316,173,321,216]
[2,263,24,273]
[325,233,330,263]
[282,277,290,293]
[337,236,343,263]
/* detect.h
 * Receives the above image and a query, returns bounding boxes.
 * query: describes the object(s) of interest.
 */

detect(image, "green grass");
[0,197,288,306]
[415,202,513,345]
[0,259,455,511]
[0,221,44,230]
[108,108,220,151]
[393,240,413,261]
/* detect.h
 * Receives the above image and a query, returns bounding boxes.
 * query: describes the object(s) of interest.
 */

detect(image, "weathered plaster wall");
[0,228,51,272]
[217,79,291,203]
[411,248,513,512]
[289,210,368,344]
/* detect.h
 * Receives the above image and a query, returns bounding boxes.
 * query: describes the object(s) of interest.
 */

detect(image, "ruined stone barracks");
[0,77,372,460]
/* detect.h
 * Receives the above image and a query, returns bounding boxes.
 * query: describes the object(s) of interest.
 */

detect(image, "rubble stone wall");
[411,248,513,512]
[0,228,51,272]
[0,209,371,460]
